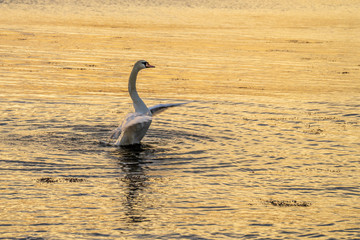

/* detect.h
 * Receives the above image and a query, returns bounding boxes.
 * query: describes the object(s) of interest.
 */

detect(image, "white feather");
[110,60,187,146]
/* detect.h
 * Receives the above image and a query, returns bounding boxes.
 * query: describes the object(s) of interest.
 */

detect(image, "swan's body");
[110,60,186,146]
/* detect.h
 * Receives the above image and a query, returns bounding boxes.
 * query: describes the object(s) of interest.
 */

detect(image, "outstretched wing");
[149,102,188,116]
[109,125,123,140]
[114,114,152,146]
[109,113,152,140]
[109,113,135,140]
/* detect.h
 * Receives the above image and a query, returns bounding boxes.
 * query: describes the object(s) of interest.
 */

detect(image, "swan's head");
[135,60,155,70]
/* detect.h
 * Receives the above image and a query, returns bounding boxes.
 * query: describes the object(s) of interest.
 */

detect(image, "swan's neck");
[129,67,149,114]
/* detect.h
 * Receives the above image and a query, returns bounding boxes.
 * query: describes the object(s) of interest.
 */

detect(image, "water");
[1,1,360,239]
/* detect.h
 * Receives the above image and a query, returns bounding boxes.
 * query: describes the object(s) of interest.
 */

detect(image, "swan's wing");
[149,102,188,116]
[114,113,152,146]
[109,113,135,140]
[110,113,152,140]
[121,113,152,131]
[109,125,122,139]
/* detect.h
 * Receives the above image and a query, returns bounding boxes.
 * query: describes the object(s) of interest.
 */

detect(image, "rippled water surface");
[1,1,360,239]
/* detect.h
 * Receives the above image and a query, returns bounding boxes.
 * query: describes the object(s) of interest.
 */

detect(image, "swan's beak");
[145,62,155,68]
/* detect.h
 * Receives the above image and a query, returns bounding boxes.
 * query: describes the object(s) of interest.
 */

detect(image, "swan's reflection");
[113,144,155,223]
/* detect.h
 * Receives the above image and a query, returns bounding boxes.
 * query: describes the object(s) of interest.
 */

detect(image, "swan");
[110,60,187,146]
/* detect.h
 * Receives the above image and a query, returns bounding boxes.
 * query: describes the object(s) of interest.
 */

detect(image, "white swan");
[110,60,187,146]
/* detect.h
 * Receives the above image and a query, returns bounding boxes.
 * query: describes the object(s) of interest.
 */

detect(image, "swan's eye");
[142,62,148,67]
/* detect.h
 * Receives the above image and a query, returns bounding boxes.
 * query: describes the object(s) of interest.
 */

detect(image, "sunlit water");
[1,1,360,239]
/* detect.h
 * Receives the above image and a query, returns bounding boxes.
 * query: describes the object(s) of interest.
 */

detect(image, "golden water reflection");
[0,2,359,239]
